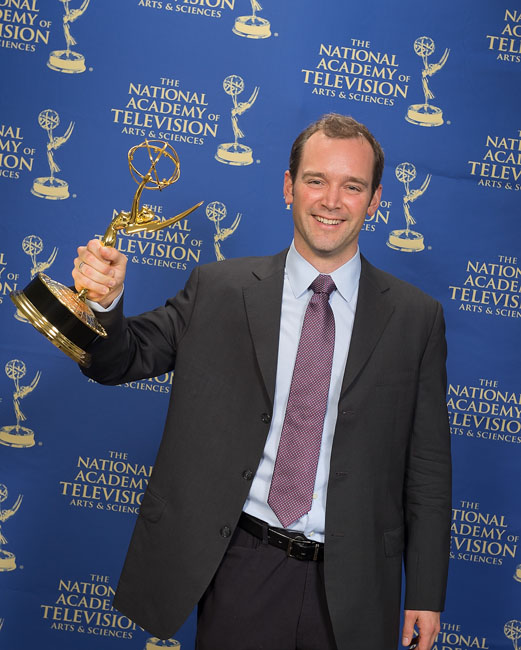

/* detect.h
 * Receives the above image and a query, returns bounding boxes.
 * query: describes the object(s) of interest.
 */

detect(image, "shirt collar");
[285,241,361,303]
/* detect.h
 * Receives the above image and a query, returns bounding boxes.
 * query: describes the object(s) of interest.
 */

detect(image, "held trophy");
[11,140,203,367]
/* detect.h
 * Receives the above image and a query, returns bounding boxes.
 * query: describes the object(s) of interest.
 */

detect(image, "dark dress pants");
[196,524,338,650]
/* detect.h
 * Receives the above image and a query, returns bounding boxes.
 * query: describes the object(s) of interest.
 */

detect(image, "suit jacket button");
[261,412,272,424]
[242,469,253,481]
[220,526,232,538]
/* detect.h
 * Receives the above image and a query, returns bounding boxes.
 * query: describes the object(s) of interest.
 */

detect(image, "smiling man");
[284,128,382,272]
[73,114,451,650]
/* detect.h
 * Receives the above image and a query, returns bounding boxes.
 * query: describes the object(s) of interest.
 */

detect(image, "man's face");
[284,131,382,273]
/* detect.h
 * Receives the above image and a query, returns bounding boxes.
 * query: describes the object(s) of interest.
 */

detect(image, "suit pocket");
[139,487,167,523]
[384,524,405,557]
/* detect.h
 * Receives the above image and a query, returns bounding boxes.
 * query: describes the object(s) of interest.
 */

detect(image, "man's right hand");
[72,239,127,308]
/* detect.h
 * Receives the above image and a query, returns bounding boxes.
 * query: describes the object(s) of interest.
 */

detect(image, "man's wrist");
[87,287,123,312]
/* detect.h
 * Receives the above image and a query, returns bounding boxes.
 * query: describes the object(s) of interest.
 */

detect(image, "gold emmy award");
[48,0,91,74]
[504,620,521,650]
[11,140,203,367]
[387,162,431,253]
[233,0,271,39]
[0,359,41,448]
[206,201,242,261]
[0,484,23,572]
[406,36,450,127]
[215,75,259,166]
[31,109,74,200]
[15,236,58,323]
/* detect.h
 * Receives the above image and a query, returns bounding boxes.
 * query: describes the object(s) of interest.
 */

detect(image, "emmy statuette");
[387,162,431,253]
[11,140,203,366]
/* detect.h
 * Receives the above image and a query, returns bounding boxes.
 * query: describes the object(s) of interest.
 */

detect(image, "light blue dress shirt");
[243,242,361,543]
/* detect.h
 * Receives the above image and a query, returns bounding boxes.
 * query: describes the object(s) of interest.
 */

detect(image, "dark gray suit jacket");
[83,250,451,650]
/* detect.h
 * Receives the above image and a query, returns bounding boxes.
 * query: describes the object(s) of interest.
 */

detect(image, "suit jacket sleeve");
[404,300,452,611]
[81,265,200,384]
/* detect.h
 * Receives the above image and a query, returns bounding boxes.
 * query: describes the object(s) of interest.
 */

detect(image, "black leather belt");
[239,512,324,562]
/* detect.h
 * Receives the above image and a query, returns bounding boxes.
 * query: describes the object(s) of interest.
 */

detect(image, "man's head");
[288,113,384,196]
[283,114,384,273]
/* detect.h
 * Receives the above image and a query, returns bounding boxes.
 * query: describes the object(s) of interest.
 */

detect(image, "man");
[73,114,451,650]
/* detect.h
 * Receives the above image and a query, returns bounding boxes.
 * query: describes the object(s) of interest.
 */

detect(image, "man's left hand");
[402,610,440,650]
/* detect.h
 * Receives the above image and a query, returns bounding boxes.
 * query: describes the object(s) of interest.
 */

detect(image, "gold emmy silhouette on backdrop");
[48,0,90,74]
[406,36,450,127]
[31,109,74,200]
[387,162,431,253]
[0,360,41,449]
[145,638,181,650]
[215,75,259,166]
[505,621,521,650]
[233,0,271,39]
[0,485,23,572]
[206,201,242,261]
[514,564,521,583]
[12,140,203,366]
[15,236,58,323]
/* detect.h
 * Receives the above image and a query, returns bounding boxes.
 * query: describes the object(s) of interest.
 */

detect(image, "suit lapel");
[340,257,395,397]
[242,250,287,407]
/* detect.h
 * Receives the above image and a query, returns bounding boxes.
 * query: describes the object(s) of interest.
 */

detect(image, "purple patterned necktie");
[268,274,336,528]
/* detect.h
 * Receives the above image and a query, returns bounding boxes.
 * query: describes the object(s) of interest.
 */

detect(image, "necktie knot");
[310,274,336,297]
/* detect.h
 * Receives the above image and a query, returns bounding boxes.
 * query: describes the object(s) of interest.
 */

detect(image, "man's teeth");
[315,216,342,225]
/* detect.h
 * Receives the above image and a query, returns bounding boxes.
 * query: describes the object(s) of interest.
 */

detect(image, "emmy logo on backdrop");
[0,485,23,572]
[48,0,90,74]
[13,140,203,366]
[15,236,58,323]
[206,201,242,261]
[387,162,431,253]
[0,360,41,449]
[505,621,521,650]
[31,109,74,200]
[406,36,450,127]
[215,75,259,166]
[514,564,521,583]
[145,637,180,650]
[233,0,271,39]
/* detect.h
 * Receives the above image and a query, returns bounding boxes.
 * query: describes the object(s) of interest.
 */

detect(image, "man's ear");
[283,170,294,206]
[367,184,382,217]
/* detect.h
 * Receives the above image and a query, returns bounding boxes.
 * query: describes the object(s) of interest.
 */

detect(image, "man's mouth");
[314,215,342,225]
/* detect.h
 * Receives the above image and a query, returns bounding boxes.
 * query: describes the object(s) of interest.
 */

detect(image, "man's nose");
[322,185,341,210]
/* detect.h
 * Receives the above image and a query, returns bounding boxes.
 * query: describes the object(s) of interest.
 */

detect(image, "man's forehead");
[298,132,375,169]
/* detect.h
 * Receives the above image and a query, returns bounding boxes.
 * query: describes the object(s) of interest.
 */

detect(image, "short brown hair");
[288,113,385,195]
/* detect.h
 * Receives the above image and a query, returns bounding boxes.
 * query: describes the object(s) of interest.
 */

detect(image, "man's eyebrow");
[301,170,369,187]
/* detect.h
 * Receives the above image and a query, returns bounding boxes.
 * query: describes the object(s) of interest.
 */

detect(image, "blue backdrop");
[1,1,520,648]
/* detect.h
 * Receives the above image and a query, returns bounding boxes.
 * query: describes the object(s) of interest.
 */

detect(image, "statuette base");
[406,104,444,127]
[31,177,70,200]
[0,550,16,572]
[215,143,253,166]
[387,229,425,252]
[47,50,86,74]
[11,274,108,367]
[232,16,271,39]
[0,426,35,448]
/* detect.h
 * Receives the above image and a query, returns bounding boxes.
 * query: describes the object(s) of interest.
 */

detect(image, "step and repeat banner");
[1,0,520,648]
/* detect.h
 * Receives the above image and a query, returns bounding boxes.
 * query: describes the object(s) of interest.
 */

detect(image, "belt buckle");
[286,537,302,560]
[286,536,296,558]
[286,535,320,561]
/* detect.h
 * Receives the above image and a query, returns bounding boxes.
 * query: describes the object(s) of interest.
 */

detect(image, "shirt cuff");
[86,287,123,312]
